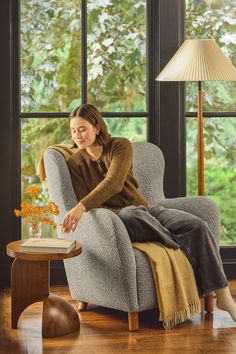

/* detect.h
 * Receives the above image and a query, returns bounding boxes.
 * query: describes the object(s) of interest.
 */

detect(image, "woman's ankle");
[215,286,229,296]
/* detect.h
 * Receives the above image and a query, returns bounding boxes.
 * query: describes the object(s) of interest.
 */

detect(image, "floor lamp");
[156,39,236,196]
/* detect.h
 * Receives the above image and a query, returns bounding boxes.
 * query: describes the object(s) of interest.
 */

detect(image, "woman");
[62,103,236,322]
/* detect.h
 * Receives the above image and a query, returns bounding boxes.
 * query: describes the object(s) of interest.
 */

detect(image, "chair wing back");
[44,150,78,223]
[132,142,165,203]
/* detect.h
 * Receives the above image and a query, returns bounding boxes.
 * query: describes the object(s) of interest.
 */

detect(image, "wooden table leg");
[11,259,49,329]
[11,258,80,337]
[42,294,80,338]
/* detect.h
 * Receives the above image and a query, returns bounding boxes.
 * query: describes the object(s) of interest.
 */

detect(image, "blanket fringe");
[160,301,202,330]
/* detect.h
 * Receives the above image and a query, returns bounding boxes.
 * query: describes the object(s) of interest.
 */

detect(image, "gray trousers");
[118,205,227,295]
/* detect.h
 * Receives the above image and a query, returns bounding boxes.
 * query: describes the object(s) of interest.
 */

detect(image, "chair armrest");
[59,208,139,312]
[157,196,221,245]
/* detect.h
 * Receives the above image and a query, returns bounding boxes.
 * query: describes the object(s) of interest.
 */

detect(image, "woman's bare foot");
[215,286,236,321]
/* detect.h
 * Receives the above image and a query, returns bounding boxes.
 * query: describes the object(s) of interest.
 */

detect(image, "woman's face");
[70,116,100,150]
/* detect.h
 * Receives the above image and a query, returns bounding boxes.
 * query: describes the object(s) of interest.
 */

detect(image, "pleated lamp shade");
[156,39,236,82]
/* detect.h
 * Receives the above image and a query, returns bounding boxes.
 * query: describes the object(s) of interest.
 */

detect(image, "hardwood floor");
[1,281,236,354]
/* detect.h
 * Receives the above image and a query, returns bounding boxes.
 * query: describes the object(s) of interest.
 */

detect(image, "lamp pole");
[197,81,204,196]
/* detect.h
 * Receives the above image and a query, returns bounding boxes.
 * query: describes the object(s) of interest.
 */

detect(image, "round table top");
[6,239,82,261]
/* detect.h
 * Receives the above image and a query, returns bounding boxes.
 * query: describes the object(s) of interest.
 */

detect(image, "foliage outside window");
[186,0,236,244]
[87,0,146,111]
[21,0,82,112]
[21,0,146,112]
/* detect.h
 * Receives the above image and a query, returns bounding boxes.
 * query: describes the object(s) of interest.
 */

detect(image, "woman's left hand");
[62,203,86,233]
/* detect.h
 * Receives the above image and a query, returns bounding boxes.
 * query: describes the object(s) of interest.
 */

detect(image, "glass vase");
[29,222,42,240]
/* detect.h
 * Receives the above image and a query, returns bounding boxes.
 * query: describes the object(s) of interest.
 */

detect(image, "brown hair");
[69,104,111,146]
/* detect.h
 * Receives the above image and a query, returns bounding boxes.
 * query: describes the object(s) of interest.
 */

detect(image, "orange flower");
[14,184,60,229]
[25,185,41,200]
[14,209,21,217]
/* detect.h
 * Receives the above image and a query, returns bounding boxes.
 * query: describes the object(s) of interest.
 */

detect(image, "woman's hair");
[69,103,111,146]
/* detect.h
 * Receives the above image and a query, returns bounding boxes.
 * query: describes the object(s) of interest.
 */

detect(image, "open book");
[21,238,76,253]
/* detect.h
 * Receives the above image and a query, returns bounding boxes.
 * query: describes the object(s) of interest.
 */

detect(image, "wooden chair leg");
[204,295,214,313]
[78,301,88,311]
[200,297,204,312]
[128,312,139,331]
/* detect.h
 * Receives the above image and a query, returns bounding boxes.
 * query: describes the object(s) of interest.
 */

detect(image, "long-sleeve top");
[67,137,148,212]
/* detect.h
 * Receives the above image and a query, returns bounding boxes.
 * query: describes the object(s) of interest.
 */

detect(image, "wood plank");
[1,281,236,354]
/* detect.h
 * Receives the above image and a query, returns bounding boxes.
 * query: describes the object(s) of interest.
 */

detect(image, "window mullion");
[81,0,87,104]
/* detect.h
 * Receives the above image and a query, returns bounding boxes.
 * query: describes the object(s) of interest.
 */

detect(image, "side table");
[6,239,82,338]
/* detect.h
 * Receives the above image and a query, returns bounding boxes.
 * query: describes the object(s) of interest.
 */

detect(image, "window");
[185,0,236,245]
[20,0,147,238]
[1,0,188,286]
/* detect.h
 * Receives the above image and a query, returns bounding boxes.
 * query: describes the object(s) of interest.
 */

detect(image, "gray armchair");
[44,142,220,330]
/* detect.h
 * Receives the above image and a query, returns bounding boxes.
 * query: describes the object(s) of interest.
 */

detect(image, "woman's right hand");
[62,203,86,233]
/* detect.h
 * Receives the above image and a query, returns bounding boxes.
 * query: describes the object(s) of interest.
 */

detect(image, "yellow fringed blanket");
[132,242,201,329]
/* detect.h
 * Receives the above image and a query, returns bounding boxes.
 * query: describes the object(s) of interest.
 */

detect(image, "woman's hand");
[62,203,86,233]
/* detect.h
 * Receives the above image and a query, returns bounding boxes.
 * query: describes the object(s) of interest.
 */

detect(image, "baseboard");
[50,260,68,285]
[223,263,236,279]
[221,247,236,279]
[1,252,235,288]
